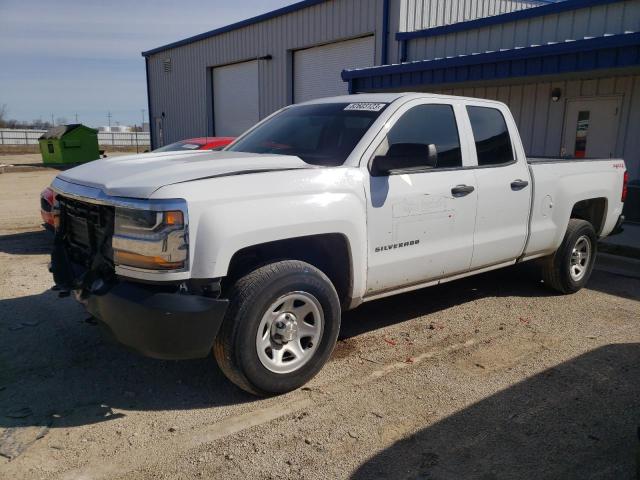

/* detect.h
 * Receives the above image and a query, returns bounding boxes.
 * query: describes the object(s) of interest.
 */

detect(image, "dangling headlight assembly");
[112,202,188,272]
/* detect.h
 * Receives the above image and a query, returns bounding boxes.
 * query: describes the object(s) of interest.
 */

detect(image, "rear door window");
[467,106,514,166]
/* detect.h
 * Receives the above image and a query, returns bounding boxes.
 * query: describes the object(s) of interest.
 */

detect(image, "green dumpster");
[39,124,100,165]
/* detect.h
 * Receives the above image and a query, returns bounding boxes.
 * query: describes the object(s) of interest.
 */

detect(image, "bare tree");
[0,104,7,128]
[0,109,54,130]
[32,119,52,130]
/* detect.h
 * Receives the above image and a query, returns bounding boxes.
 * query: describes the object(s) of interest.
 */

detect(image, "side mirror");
[371,143,437,176]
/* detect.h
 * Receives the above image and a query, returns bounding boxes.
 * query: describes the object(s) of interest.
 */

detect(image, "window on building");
[374,104,462,169]
[467,106,514,166]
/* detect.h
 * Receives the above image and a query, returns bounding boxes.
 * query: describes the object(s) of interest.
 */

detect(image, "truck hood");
[57,150,312,198]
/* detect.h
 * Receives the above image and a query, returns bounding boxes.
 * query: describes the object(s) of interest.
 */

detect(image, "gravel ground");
[0,169,639,480]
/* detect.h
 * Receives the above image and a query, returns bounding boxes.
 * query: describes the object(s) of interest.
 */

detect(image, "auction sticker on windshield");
[344,103,387,112]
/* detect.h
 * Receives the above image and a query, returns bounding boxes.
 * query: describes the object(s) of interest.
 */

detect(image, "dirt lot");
[0,169,639,480]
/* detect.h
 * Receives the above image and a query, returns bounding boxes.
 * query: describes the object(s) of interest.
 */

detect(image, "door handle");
[511,179,529,191]
[451,185,475,197]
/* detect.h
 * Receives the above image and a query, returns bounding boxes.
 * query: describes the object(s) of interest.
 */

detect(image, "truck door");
[364,100,478,295]
[465,104,531,269]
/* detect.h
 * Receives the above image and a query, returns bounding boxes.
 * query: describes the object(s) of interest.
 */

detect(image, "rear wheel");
[541,219,597,294]
[213,260,341,396]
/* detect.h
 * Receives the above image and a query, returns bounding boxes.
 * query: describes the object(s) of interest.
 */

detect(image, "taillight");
[40,186,60,229]
[622,171,629,202]
[41,187,54,205]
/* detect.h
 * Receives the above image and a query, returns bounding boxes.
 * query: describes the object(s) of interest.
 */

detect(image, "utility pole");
[74,113,79,123]
[141,109,145,130]
[107,111,112,128]
[51,113,54,126]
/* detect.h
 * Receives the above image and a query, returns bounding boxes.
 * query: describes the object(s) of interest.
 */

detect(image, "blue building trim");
[400,38,408,62]
[142,0,329,57]
[343,32,640,91]
[381,0,390,65]
[396,0,625,42]
[144,57,154,148]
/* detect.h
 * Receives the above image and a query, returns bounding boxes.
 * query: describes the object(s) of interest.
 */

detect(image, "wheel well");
[224,234,353,308]
[570,198,607,235]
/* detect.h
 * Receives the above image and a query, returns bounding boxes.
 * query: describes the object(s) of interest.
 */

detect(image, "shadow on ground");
[0,263,549,430]
[0,288,254,431]
[0,229,52,255]
[340,262,553,340]
[340,256,640,341]
[352,343,640,480]
[588,266,640,302]
[0,258,637,432]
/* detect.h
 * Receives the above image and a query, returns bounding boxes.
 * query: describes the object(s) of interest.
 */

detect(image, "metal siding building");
[144,0,538,146]
[143,0,640,197]
[341,0,640,186]
[400,0,640,61]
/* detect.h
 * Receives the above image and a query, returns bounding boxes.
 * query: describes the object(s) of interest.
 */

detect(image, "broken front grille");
[58,196,115,270]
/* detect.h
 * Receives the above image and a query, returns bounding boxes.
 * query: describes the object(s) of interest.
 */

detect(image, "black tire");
[213,260,341,396]
[541,218,597,294]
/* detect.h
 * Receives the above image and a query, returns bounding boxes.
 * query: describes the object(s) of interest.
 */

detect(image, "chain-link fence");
[0,128,150,147]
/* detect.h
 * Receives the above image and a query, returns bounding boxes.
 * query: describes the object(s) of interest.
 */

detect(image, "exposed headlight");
[112,206,188,271]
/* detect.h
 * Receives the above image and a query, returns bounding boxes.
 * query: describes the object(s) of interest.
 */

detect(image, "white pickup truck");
[49,93,628,395]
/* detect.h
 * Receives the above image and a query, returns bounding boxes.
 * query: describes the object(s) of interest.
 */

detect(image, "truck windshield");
[227,102,387,166]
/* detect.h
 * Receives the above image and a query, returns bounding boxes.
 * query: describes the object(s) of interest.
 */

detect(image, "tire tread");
[213,260,337,396]
[541,218,596,294]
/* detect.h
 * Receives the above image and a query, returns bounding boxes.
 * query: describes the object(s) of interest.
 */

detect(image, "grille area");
[59,196,115,270]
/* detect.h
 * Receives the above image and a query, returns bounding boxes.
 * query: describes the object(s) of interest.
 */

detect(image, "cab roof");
[296,92,501,106]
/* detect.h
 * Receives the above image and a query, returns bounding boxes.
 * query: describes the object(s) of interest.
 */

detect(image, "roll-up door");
[213,61,259,136]
[293,36,375,103]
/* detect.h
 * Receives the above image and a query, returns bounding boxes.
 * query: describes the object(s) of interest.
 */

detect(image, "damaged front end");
[50,194,116,300]
[49,178,228,360]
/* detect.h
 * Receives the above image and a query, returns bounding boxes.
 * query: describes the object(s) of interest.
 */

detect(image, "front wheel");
[541,219,597,294]
[213,260,341,396]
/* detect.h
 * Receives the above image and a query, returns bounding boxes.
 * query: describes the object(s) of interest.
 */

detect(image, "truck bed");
[524,156,626,259]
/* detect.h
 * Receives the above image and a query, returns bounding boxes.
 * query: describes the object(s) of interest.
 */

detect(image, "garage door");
[293,36,375,103]
[213,61,259,136]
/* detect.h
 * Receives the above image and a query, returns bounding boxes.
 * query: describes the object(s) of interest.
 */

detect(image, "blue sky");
[0,0,293,128]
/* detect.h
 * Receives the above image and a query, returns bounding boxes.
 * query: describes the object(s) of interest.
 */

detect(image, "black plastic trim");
[87,282,229,360]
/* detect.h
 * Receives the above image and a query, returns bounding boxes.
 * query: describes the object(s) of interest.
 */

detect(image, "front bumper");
[86,281,228,360]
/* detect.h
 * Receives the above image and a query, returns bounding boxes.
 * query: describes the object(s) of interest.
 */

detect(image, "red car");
[154,137,235,152]
[40,137,235,229]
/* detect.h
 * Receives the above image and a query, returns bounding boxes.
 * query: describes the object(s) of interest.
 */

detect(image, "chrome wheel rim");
[570,235,591,281]
[256,292,324,374]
